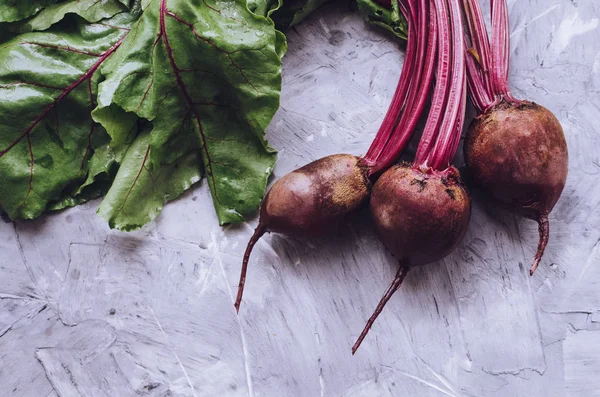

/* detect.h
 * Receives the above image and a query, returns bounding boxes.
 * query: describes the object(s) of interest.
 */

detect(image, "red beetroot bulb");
[464,101,568,274]
[462,0,569,275]
[370,165,471,267]
[235,154,371,312]
[352,0,469,354]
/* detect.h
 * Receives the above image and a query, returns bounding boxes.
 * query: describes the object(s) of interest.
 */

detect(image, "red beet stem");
[463,0,522,108]
[445,89,467,166]
[490,0,522,104]
[428,0,466,170]
[412,1,450,166]
[352,265,410,355]
[370,0,439,176]
[414,0,466,171]
[530,214,549,276]
[490,0,509,97]
[363,1,416,166]
[465,45,491,113]
[234,224,267,313]
[461,0,494,111]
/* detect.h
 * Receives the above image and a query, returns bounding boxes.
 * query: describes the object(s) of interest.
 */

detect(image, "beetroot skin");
[465,101,568,219]
[464,101,568,274]
[261,154,371,236]
[370,165,471,266]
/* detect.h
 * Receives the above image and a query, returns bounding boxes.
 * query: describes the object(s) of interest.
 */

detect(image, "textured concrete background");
[1,0,599,396]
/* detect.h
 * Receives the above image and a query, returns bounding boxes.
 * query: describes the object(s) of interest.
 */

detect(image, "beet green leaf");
[9,0,130,32]
[96,0,282,227]
[0,0,57,23]
[357,0,407,40]
[97,126,203,230]
[0,16,131,219]
[270,0,331,31]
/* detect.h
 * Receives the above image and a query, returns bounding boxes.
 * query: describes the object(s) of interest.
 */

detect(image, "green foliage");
[0,0,344,229]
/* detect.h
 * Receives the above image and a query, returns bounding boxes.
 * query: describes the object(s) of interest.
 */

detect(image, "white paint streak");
[419,357,463,397]
[576,238,600,283]
[381,365,457,397]
[551,11,599,53]
[319,368,325,397]
[564,330,600,397]
[210,233,254,397]
[150,308,198,397]
[315,332,325,397]
[511,4,561,37]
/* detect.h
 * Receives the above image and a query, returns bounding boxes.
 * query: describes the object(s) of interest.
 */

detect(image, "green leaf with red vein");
[47,143,118,211]
[97,126,203,231]
[0,0,57,23]
[6,0,130,33]
[0,16,130,219]
[96,0,282,227]
[48,105,138,212]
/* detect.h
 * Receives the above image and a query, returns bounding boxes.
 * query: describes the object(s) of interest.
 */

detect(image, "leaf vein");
[159,0,220,204]
[22,41,104,57]
[0,38,124,159]
[118,143,151,214]
[165,10,259,93]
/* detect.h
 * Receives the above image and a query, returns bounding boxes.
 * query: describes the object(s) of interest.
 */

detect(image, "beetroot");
[462,0,568,274]
[465,102,568,275]
[259,154,371,236]
[234,154,371,311]
[370,165,470,267]
[352,0,470,354]
[353,166,471,354]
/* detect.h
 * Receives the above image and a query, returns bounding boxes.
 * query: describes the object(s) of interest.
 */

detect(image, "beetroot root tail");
[352,265,410,355]
[234,224,267,313]
[530,214,549,276]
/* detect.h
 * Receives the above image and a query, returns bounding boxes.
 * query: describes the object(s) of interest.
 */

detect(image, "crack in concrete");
[156,234,209,251]
[576,237,600,283]
[512,215,548,370]
[314,332,325,397]
[0,292,44,301]
[481,365,546,377]
[511,4,562,37]
[13,223,47,303]
[0,302,47,338]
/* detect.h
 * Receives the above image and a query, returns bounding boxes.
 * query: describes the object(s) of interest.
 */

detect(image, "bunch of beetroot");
[234,0,568,354]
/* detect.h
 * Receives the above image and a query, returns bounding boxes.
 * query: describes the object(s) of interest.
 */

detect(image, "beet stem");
[413,0,451,166]
[414,0,466,171]
[462,0,497,111]
[363,1,416,166]
[234,224,267,313]
[371,0,438,176]
[530,214,549,276]
[462,0,494,95]
[491,0,510,99]
[463,0,522,109]
[352,265,410,355]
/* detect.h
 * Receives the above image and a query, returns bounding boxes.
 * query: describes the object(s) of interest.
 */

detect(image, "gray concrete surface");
[1,0,599,396]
